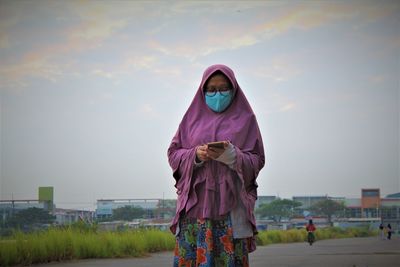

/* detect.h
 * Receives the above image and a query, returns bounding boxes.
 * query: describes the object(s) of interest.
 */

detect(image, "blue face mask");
[205,91,233,113]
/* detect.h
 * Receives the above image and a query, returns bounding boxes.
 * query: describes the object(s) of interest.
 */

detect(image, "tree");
[6,207,55,228]
[156,199,177,219]
[256,199,302,222]
[112,206,145,221]
[310,199,346,226]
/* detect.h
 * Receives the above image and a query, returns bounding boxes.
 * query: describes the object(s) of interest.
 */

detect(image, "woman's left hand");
[207,141,229,160]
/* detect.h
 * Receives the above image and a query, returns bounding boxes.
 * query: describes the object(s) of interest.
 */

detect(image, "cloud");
[148,2,399,60]
[0,57,63,87]
[66,7,127,43]
[251,56,302,83]
[135,103,160,120]
[0,1,129,89]
[257,91,298,115]
[0,1,398,89]
[369,74,387,84]
[0,5,19,49]
[91,69,115,79]
[0,34,10,49]
[279,102,296,112]
[122,55,158,71]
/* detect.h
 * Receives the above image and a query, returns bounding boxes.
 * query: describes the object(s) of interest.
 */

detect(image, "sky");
[0,0,399,211]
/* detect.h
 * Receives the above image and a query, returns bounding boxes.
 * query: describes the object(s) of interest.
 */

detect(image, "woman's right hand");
[196,144,209,162]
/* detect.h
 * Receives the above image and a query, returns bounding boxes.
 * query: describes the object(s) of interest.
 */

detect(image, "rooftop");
[386,192,400,198]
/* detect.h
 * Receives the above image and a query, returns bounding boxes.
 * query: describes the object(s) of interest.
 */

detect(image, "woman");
[387,224,392,240]
[168,64,265,266]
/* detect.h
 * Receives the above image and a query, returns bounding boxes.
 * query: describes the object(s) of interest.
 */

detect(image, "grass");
[256,226,378,246]
[0,226,377,266]
[0,227,175,266]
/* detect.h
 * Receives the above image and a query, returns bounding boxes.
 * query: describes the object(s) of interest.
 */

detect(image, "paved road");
[37,237,399,267]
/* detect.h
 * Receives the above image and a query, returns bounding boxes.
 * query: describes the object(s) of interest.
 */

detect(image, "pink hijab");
[168,64,265,247]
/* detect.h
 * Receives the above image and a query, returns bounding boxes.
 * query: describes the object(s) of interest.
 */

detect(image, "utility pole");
[162,192,165,219]
[11,193,14,217]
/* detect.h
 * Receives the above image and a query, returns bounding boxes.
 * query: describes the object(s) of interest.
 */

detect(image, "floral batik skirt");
[173,215,250,267]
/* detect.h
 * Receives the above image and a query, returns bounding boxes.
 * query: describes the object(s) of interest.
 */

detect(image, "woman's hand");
[196,144,209,162]
[207,141,229,160]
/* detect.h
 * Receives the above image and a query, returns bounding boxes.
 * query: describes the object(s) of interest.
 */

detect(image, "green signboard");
[39,187,54,202]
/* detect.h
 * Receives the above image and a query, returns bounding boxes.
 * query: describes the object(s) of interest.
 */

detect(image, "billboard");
[39,187,54,202]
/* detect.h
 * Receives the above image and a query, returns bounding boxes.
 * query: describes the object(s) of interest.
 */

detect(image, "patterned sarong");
[173,215,250,267]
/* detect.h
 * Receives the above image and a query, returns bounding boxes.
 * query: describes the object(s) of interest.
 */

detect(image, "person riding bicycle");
[306,219,316,245]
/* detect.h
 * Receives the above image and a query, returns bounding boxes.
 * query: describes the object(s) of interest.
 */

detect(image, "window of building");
[363,208,379,218]
[346,208,361,218]
[362,190,379,197]
[381,207,399,220]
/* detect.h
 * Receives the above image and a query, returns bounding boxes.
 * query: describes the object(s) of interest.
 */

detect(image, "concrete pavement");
[36,236,400,267]
[250,236,399,267]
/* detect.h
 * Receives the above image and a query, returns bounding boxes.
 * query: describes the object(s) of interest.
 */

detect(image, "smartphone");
[207,141,225,149]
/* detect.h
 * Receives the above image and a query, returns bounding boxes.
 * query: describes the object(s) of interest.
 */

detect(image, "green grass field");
[0,226,377,266]
[256,226,378,246]
[0,227,175,266]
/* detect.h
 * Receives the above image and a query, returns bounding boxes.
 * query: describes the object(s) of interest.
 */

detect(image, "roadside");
[34,236,400,267]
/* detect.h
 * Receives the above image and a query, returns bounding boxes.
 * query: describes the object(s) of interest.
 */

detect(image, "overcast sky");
[0,0,399,210]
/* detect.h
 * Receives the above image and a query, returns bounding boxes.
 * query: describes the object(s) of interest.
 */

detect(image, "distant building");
[341,189,382,219]
[292,195,328,209]
[54,208,94,225]
[256,190,400,231]
[0,186,55,224]
[330,196,346,202]
[339,189,399,231]
[0,200,46,224]
[380,192,400,228]
[386,192,400,198]
[361,189,380,218]
[0,187,98,226]
[343,198,362,218]
[96,199,161,220]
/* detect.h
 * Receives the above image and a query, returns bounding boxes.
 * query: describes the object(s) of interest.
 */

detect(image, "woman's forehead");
[205,73,231,86]
[208,73,229,82]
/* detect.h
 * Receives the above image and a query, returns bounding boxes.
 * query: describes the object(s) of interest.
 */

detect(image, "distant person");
[379,223,385,240]
[383,224,388,239]
[387,224,392,240]
[306,219,316,245]
[168,64,265,266]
